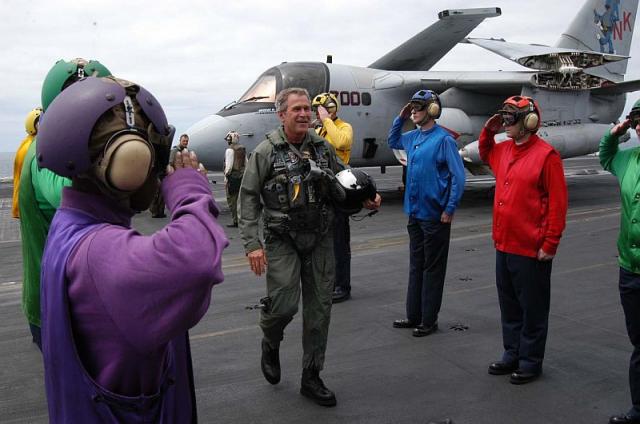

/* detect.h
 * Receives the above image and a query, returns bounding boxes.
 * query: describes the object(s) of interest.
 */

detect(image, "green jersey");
[600,129,640,273]
[19,140,71,326]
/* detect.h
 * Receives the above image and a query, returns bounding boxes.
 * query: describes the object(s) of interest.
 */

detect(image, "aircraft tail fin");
[369,7,501,71]
[555,0,638,81]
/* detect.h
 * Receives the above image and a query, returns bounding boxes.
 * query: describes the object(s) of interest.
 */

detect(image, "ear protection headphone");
[522,101,539,131]
[426,92,441,119]
[92,93,156,193]
[94,129,155,192]
[502,95,541,131]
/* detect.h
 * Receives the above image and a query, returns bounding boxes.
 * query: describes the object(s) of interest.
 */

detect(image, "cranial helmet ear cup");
[521,98,540,131]
[94,133,154,192]
[523,113,539,131]
[108,140,153,191]
[427,102,441,119]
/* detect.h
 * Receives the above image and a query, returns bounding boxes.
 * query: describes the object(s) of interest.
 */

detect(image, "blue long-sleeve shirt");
[388,116,465,220]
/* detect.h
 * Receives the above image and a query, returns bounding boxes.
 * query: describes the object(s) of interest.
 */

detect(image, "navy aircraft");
[187,0,639,175]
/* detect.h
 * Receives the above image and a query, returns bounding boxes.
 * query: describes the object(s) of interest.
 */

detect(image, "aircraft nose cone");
[186,115,237,171]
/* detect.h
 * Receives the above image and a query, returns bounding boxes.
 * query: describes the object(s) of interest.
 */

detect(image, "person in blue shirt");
[387,89,466,337]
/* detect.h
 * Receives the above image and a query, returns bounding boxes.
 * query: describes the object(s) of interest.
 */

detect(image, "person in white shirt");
[224,131,247,227]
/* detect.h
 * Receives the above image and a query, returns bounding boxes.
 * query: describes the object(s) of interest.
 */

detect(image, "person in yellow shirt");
[12,107,42,218]
[312,92,355,303]
[313,93,352,164]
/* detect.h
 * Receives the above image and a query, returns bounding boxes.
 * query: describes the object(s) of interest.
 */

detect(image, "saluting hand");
[248,248,268,276]
[611,118,632,136]
[485,114,503,133]
[317,105,330,122]
[400,103,413,120]
[167,150,207,176]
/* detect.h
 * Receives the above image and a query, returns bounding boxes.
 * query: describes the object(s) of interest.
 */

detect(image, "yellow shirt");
[317,117,353,165]
[12,135,34,218]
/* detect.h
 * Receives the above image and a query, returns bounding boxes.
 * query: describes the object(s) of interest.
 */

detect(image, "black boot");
[331,287,351,303]
[300,368,337,407]
[261,339,280,385]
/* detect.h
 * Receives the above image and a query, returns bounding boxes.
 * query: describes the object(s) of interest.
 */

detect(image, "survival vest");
[230,144,246,173]
[261,130,334,237]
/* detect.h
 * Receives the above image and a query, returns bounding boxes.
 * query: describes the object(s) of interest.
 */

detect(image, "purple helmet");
[37,77,170,177]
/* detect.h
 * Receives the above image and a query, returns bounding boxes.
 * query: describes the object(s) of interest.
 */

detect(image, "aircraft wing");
[591,78,640,95]
[421,72,534,95]
[369,7,501,71]
[465,38,628,71]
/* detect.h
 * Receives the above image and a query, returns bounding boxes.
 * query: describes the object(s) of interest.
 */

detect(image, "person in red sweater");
[479,95,568,385]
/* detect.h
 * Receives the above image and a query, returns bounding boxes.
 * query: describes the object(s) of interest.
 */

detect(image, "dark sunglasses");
[312,105,336,112]
[411,102,428,112]
[499,111,521,126]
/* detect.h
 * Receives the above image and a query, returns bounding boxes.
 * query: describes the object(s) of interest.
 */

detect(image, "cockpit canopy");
[219,62,329,116]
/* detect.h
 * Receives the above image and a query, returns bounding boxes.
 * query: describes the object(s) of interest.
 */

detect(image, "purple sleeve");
[79,169,228,354]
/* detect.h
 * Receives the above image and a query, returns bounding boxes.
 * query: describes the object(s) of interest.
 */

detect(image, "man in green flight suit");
[239,87,345,407]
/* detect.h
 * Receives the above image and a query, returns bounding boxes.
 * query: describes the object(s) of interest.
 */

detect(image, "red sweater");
[478,128,568,258]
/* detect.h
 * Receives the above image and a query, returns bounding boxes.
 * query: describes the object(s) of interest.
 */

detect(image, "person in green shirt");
[600,99,640,424]
[19,58,110,349]
[19,143,71,348]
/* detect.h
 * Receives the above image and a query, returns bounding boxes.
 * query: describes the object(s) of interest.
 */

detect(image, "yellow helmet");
[25,107,43,136]
[312,92,339,113]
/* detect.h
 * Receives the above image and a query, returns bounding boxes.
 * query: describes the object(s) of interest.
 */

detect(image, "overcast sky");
[1,0,639,152]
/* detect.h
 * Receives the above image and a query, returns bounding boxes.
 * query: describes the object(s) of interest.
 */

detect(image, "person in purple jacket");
[36,76,228,422]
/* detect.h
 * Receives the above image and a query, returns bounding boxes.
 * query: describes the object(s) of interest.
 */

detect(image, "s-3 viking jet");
[187,0,639,175]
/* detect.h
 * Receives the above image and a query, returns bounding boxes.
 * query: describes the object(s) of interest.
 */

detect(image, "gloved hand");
[303,159,327,182]
[329,180,346,202]
[149,123,175,170]
[326,168,345,201]
[302,159,345,201]
[323,168,346,200]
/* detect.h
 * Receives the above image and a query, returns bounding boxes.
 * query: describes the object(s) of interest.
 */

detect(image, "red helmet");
[500,95,541,131]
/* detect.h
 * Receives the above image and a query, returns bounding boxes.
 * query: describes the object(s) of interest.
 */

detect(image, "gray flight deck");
[0,156,633,423]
